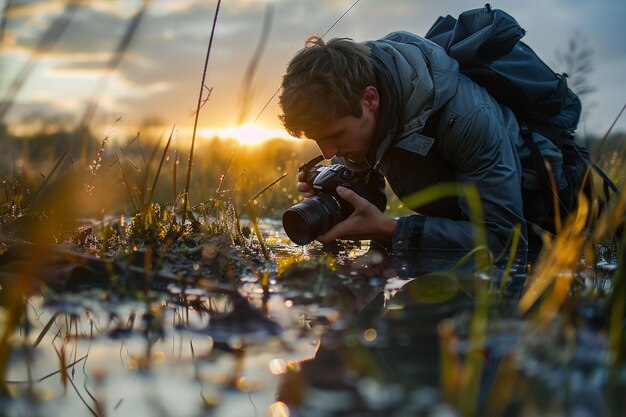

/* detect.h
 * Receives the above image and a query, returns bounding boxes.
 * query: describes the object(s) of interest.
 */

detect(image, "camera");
[282,163,371,245]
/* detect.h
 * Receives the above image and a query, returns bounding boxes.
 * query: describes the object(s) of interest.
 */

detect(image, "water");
[0,226,623,417]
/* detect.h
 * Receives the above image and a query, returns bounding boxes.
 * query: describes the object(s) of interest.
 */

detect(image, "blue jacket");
[339,31,532,253]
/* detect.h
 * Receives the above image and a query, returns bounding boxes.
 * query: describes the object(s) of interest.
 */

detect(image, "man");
[279,32,565,254]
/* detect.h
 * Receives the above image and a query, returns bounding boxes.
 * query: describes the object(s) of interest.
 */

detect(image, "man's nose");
[317,143,337,159]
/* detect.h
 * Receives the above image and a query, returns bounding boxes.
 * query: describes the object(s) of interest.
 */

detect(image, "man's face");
[306,86,379,162]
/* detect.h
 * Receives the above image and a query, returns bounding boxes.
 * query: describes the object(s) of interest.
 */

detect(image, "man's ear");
[362,85,379,111]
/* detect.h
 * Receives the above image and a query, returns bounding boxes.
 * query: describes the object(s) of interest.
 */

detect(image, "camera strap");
[298,155,324,172]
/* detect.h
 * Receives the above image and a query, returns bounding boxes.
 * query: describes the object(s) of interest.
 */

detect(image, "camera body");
[282,163,371,245]
[305,163,370,202]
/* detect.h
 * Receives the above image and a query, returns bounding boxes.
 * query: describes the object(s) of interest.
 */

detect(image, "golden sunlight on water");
[269,358,288,375]
[269,401,290,417]
[200,124,294,145]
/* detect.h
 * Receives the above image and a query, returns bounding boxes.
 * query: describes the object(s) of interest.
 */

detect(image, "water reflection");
[0,239,620,417]
[274,247,610,417]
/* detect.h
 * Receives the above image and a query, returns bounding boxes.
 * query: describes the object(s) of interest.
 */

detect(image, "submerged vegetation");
[1,1,626,417]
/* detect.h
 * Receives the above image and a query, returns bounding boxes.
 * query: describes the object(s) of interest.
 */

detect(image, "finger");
[317,216,355,243]
[298,188,316,198]
[297,182,310,193]
[297,171,306,181]
[336,186,368,210]
[316,233,332,244]
[316,223,342,244]
[317,229,340,244]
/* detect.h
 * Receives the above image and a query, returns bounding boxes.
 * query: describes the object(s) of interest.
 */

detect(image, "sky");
[1,0,625,143]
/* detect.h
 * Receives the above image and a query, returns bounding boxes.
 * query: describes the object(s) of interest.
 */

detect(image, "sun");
[200,124,292,145]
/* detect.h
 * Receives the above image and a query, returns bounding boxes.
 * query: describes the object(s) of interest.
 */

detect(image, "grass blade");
[238,4,274,125]
[183,0,222,223]
[0,0,81,123]
[499,223,522,295]
[78,0,151,129]
[4,355,87,384]
[115,151,139,212]
[247,172,288,261]
[29,150,69,205]
[34,312,60,348]
[401,182,490,272]
[146,125,175,206]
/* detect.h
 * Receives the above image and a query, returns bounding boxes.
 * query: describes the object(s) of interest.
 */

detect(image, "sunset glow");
[0,1,623,136]
[200,124,293,145]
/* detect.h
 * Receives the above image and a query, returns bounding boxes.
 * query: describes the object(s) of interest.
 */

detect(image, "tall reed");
[183,0,222,223]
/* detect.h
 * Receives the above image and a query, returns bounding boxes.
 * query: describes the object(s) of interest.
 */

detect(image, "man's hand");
[297,170,316,198]
[317,186,397,245]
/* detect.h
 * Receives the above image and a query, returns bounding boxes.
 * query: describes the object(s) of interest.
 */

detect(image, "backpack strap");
[591,162,620,202]
[520,124,561,211]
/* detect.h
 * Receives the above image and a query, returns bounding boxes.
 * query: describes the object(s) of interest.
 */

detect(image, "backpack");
[424,4,617,234]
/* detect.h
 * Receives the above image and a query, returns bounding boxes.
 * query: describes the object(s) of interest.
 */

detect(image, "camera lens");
[282,193,345,245]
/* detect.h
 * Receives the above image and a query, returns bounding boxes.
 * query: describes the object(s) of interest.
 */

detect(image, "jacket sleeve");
[391,105,527,253]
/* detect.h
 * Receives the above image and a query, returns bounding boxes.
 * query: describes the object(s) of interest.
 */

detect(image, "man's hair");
[279,35,375,138]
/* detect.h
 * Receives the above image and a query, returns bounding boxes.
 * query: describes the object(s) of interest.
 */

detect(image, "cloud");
[3,0,625,135]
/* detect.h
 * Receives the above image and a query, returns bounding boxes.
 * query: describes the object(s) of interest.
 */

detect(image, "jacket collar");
[366,50,398,169]
[364,39,436,171]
